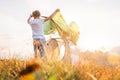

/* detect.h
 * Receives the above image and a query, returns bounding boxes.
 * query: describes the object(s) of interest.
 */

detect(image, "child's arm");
[44,9,60,22]
[27,14,32,24]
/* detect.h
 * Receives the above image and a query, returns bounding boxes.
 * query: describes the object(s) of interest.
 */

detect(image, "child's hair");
[32,10,40,17]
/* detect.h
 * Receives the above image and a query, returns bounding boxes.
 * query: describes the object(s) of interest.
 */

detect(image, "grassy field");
[0,51,120,80]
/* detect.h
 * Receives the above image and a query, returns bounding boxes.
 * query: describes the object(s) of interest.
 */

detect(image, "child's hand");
[55,8,60,12]
[50,9,60,18]
[29,14,33,17]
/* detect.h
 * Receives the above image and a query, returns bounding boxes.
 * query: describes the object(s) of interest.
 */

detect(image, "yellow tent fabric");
[43,9,80,45]
[51,10,80,45]
[68,21,80,45]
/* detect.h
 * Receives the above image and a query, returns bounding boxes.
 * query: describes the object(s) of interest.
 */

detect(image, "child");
[27,9,59,58]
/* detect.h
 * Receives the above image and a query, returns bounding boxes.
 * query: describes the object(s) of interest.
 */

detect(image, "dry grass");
[0,51,120,80]
[0,59,27,80]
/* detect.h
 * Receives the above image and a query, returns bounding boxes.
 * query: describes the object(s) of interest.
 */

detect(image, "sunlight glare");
[78,34,112,51]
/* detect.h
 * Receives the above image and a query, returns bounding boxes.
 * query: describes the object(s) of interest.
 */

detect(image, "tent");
[44,9,80,45]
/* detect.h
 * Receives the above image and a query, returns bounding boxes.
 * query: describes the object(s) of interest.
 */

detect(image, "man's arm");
[44,9,60,22]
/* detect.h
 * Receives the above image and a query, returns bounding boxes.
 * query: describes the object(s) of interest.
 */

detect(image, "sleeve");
[28,20,36,25]
[42,19,45,23]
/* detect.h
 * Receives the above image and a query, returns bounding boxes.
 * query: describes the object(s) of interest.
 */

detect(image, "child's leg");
[39,39,46,57]
[33,39,40,58]
[34,45,37,57]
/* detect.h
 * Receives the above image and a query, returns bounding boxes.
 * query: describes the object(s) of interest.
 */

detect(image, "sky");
[0,0,120,53]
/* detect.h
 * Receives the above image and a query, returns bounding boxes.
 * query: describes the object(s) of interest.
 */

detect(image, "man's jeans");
[33,38,46,57]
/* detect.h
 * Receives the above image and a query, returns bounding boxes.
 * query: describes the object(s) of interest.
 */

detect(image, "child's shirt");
[28,18,45,40]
